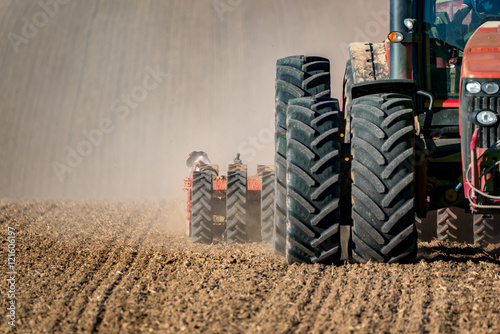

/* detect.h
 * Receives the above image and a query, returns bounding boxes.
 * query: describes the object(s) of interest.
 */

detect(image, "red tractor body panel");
[462,22,500,79]
[459,22,500,204]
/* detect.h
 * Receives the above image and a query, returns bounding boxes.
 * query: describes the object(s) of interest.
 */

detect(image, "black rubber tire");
[415,213,437,242]
[260,169,275,243]
[191,171,213,244]
[200,165,218,177]
[350,93,417,263]
[340,59,354,229]
[415,216,423,237]
[437,208,458,242]
[226,169,248,244]
[473,214,497,247]
[286,97,342,264]
[274,55,331,256]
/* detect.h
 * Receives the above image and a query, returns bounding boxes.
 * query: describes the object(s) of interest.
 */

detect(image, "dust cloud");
[0,0,389,199]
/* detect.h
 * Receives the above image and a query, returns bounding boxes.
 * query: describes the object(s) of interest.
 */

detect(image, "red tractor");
[183,151,275,244]
[274,0,500,264]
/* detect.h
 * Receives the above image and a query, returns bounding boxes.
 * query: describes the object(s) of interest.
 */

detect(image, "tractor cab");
[418,0,500,97]
[380,0,500,214]
[420,0,469,101]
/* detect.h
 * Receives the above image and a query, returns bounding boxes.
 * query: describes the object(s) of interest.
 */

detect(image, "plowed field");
[1,200,499,333]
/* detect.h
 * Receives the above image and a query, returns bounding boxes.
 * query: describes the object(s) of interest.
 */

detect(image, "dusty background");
[0,0,388,199]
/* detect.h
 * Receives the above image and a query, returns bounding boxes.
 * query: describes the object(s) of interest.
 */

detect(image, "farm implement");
[183,151,275,244]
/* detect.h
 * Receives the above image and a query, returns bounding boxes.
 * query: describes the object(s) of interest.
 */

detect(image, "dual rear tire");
[274,56,331,256]
[350,94,417,263]
[275,56,418,264]
[286,97,342,264]
[280,92,418,264]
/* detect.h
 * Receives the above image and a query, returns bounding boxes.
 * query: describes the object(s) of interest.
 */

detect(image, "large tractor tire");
[286,97,342,264]
[260,168,275,243]
[191,171,213,244]
[415,212,437,242]
[437,208,458,242]
[350,93,417,263]
[473,214,497,247]
[226,165,248,244]
[274,55,331,256]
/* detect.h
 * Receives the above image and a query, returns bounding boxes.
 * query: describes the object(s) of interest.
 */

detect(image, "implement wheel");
[226,165,248,244]
[191,171,213,244]
[260,167,275,243]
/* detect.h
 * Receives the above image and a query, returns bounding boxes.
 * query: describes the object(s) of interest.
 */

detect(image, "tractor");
[183,151,275,244]
[274,0,500,264]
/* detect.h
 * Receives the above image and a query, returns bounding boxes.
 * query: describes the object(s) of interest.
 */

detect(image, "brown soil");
[1,200,499,334]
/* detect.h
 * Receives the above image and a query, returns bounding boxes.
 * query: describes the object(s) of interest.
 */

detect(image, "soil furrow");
[38,247,122,332]
[1,200,498,333]
[87,206,158,333]
[295,266,333,333]
[32,204,135,332]
[96,251,155,333]
[88,249,141,333]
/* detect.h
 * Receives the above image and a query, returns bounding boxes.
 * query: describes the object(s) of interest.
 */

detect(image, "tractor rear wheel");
[274,55,331,256]
[226,166,248,244]
[415,213,437,242]
[260,167,275,243]
[473,214,497,247]
[286,97,342,264]
[191,171,213,244]
[350,93,417,263]
[437,208,459,242]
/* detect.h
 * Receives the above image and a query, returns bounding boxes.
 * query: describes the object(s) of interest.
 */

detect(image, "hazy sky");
[0,0,389,199]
